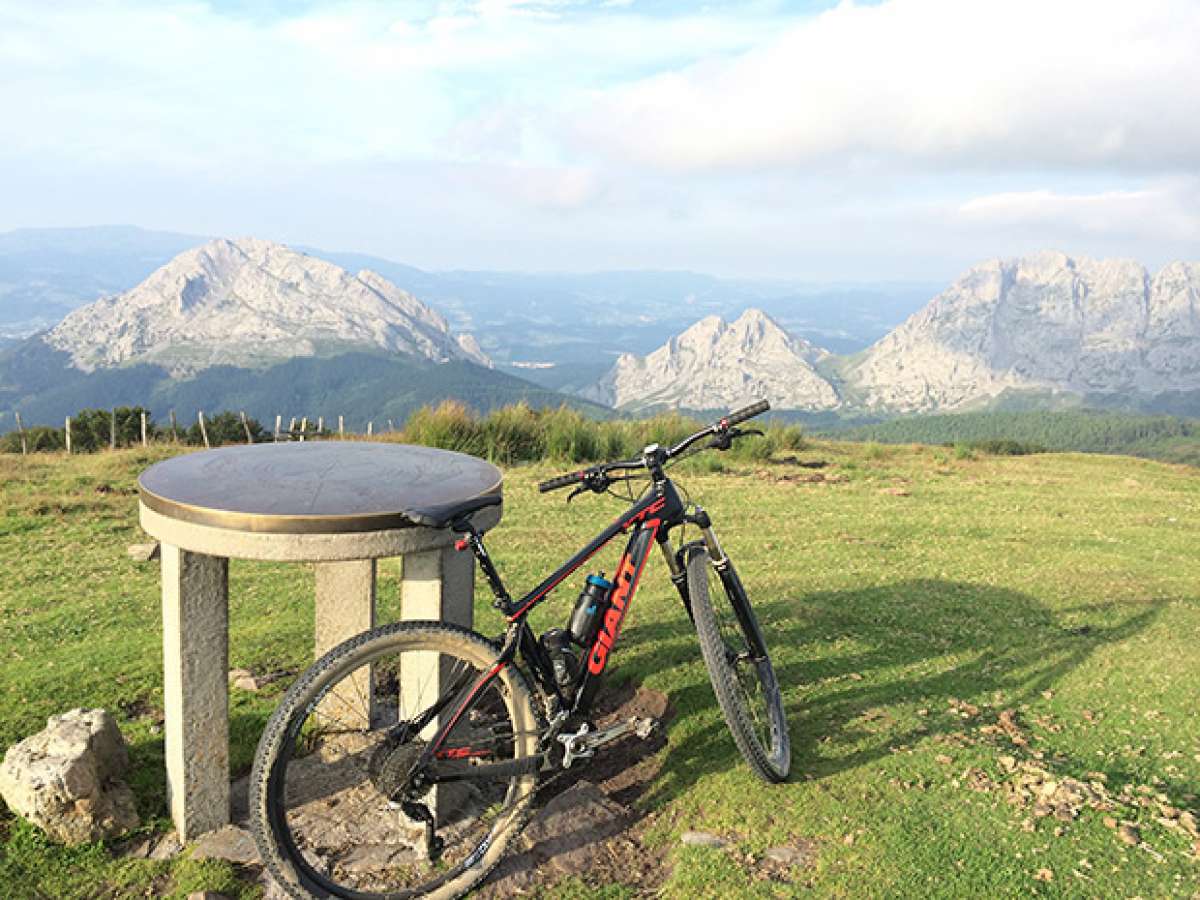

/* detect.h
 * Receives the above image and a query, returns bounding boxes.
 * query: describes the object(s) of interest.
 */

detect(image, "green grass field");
[1,441,1198,897]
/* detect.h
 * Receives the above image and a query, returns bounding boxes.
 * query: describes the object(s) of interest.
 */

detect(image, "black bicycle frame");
[420,478,687,766]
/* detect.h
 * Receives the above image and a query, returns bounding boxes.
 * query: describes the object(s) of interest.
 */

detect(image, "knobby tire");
[686,543,791,782]
[250,621,543,900]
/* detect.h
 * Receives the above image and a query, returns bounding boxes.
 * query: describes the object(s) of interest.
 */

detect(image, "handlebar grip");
[724,399,770,427]
[537,470,585,493]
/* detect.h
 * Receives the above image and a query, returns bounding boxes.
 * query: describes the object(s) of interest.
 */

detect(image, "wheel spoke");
[255,627,540,898]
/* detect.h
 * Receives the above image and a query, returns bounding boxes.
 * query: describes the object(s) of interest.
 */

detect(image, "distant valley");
[0,225,935,394]
[2,227,1198,432]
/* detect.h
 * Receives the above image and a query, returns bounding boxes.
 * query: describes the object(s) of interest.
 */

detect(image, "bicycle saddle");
[404,493,502,529]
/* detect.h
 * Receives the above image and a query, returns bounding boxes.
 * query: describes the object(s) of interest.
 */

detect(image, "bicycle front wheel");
[686,543,791,782]
[250,621,542,899]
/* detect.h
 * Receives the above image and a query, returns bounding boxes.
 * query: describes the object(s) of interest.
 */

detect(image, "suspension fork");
[683,506,769,660]
[657,505,724,620]
[657,529,692,622]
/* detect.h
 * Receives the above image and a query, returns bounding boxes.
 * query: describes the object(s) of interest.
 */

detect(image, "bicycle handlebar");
[536,400,771,493]
[725,399,771,428]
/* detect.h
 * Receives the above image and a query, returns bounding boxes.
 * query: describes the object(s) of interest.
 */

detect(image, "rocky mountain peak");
[45,238,491,376]
[846,252,1200,412]
[583,307,838,410]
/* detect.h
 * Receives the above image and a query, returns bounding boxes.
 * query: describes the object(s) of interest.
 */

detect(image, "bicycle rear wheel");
[685,543,791,782]
[250,622,542,899]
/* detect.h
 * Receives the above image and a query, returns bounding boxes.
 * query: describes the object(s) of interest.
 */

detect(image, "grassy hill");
[1,440,1198,897]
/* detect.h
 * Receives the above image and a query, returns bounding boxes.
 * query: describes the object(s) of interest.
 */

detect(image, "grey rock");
[338,842,416,874]
[583,308,838,411]
[763,843,816,866]
[119,835,155,858]
[680,830,728,848]
[0,708,139,844]
[187,893,231,900]
[191,824,260,865]
[847,252,1200,412]
[45,238,491,377]
[126,542,161,562]
[477,782,628,897]
[149,830,183,860]
[227,669,260,692]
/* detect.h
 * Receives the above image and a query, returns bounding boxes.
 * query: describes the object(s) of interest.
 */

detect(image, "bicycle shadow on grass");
[613,578,1164,810]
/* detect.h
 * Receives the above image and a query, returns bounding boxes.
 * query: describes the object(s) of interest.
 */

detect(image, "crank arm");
[558,716,659,768]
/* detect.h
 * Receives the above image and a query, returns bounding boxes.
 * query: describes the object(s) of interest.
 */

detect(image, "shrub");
[1,425,65,453]
[185,411,263,447]
[968,439,1046,456]
[69,407,155,451]
[542,406,599,463]
[401,401,486,456]
[483,402,546,464]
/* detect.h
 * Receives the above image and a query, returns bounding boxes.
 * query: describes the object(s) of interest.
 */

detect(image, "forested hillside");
[828,410,1200,465]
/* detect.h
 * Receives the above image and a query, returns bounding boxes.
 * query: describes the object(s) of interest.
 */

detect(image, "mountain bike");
[250,400,791,899]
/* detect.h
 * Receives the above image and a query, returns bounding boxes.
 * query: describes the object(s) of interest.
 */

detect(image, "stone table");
[137,441,502,840]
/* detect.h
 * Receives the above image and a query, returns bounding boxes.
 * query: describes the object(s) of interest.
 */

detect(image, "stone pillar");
[314,559,377,729]
[161,545,229,841]
[400,546,474,736]
[401,545,474,628]
[400,546,475,822]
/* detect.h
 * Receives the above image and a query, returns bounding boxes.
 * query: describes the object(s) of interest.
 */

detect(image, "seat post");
[453,521,511,611]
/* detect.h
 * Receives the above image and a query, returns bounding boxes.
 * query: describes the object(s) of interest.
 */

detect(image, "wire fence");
[2,401,807,466]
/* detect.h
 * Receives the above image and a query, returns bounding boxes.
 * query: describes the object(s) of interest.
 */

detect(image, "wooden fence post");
[198,411,210,448]
[299,417,308,442]
[387,419,395,433]
[338,415,344,438]
[14,411,26,456]
[288,417,297,435]
[274,415,282,442]
[65,416,72,454]
[169,410,178,443]
[316,416,324,434]
[141,411,148,447]
[367,421,373,437]
[240,411,253,444]
[110,408,117,451]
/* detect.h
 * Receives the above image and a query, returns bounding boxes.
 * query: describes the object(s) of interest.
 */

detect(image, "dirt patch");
[771,471,850,485]
[116,697,163,724]
[478,683,675,896]
[582,682,672,806]
[774,457,828,469]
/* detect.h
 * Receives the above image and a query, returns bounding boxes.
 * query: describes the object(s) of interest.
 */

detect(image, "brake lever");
[566,472,612,502]
[710,426,764,451]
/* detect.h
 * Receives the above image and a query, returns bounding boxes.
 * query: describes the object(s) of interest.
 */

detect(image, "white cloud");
[956,181,1200,242]
[575,0,1200,173]
[0,1,778,171]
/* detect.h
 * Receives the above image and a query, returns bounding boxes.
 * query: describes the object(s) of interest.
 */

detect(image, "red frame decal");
[586,519,660,675]
[430,660,506,753]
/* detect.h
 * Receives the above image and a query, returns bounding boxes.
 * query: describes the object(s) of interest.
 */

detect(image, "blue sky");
[1,0,1197,280]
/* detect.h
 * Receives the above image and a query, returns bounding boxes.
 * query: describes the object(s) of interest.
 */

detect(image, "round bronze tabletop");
[138,442,502,534]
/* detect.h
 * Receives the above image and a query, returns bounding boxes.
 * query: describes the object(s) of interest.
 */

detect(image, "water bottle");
[568,573,612,646]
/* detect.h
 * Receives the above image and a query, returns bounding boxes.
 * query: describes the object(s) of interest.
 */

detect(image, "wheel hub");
[368,733,429,800]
